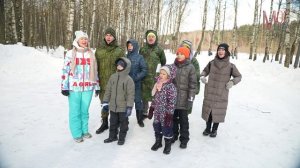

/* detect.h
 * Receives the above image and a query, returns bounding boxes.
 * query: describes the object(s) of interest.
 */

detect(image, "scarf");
[151,78,168,96]
[70,48,98,82]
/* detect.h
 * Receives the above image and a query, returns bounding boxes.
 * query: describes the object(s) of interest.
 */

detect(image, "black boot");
[209,123,219,138]
[151,137,162,151]
[104,137,118,143]
[136,110,144,127]
[171,135,178,143]
[163,138,172,154]
[203,129,211,136]
[96,117,109,134]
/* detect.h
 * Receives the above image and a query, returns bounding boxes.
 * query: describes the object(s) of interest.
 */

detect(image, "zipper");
[82,52,85,91]
[114,74,120,112]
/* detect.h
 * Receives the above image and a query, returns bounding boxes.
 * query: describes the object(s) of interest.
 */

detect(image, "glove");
[148,106,154,119]
[61,90,69,96]
[187,100,193,111]
[200,76,207,84]
[226,81,234,90]
[95,90,100,97]
[164,112,173,127]
[101,102,109,113]
[126,107,132,117]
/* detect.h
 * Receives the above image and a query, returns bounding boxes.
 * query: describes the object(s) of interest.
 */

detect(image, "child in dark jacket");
[102,57,135,145]
[148,65,177,155]
[200,43,241,137]
[172,47,197,149]
[126,39,147,127]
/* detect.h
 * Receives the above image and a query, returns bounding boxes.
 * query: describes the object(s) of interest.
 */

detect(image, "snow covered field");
[0,43,300,168]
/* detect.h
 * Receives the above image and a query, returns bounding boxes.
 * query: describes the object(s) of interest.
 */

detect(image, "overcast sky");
[180,0,282,32]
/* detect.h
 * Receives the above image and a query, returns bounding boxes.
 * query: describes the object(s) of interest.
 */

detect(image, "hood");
[127,39,139,55]
[155,64,177,82]
[115,57,131,75]
[145,30,158,46]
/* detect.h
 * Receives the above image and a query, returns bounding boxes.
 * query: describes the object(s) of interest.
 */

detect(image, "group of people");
[61,27,242,155]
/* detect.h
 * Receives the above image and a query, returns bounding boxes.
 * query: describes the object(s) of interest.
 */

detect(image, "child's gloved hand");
[226,81,234,90]
[126,107,132,117]
[101,102,109,113]
[95,90,100,97]
[148,106,154,119]
[61,90,69,96]
[200,76,207,84]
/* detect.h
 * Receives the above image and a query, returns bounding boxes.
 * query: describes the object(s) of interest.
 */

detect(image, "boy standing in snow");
[126,39,147,127]
[148,65,177,155]
[200,43,242,137]
[179,40,200,114]
[102,57,135,145]
[172,47,197,149]
[61,31,100,143]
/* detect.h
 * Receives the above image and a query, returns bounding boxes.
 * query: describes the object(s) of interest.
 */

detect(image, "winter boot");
[95,117,109,134]
[179,142,187,149]
[203,129,211,136]
[151,137,162,151]
[163,138,172,154]
[136,110,144,127]
[209,123,219,138]
[104,137,118,143]
[171,135,178,143]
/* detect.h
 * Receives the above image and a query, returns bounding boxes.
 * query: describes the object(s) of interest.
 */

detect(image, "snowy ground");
[0,43,300,168]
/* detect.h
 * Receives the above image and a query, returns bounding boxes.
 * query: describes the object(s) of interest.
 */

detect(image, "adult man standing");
[95,27,125,134]
[139,30,166,119]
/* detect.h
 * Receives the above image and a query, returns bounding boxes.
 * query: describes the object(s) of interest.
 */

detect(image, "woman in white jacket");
[61,31,100,143]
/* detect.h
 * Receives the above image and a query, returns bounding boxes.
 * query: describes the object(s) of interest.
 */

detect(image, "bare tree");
[253,0,263,61]
[232,0,238,59]
[263,0,274,63]
[194,0,208,57]
[221,1,226,42]
[65,0,75,50]
[208,1,221,56]
[284,0,291,68]
[0,0,5,43]
[275,0,283,61]
[249,0,259,60]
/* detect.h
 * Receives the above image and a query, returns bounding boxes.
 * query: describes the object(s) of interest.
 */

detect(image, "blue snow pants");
[68,91,93,138]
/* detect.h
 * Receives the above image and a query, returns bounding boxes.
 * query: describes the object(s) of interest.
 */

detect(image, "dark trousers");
[206,112,219,131]
[109,111,129,141]
[173,109,189,144]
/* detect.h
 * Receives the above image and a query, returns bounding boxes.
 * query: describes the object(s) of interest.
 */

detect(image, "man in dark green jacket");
[139,30,166,119]
[95,27,125,134]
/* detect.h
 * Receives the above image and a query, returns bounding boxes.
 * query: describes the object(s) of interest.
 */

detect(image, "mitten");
[164,112,173,127]
[226,81,234,90]
[200,76,207,84]
[126,107,132,117]
[187,100,193,111]
[61,90,69,96]
[148,106,154,119]
[95,90,100,97]
[101,102,109,113]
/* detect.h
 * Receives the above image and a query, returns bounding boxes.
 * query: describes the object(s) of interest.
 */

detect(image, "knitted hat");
[74,31,88,42]
[116,59,126,68]
[72,31,89,48]
[181,40,192,49]
[160,66,170,77]
[176,47,190,59]
[217,43,231,56]
[217,43,229,52]
[104,27,116,39]
[147,32,156,39]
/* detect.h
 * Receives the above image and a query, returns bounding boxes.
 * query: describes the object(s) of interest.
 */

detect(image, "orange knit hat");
[176,47,190,59]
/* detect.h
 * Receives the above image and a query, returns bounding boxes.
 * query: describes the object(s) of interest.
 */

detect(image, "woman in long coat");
[200,43,242,137]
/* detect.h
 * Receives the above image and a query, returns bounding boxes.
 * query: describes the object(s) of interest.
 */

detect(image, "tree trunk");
[253,0,263,61]
[65,0,75,50]
[263,0,274,63]
[284,0,291,68]
[249,0,259,60]
[221,1,226,42]
[194,0,208,57]
[274,0,283,61]
[208,0,220,56]
[11,0,18,43]
[232,0,238,59]
[90,0,96,48]
[0,0,5,43]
